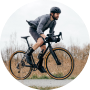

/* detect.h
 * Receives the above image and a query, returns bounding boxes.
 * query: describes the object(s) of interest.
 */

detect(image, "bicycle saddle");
[21,36,30,39]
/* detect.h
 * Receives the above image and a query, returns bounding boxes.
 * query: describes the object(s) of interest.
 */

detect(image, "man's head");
[50,13,60,20]
[50,7,61,20]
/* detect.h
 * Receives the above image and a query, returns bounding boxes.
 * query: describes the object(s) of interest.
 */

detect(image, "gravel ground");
[19,79,73,88]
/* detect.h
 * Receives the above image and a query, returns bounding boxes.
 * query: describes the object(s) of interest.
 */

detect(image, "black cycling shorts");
[29,26,46,47]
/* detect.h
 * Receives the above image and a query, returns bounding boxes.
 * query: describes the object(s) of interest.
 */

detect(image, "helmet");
[50,7,61,13]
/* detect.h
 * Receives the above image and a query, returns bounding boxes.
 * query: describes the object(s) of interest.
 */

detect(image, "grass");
[53,73,63,77]
[38,75,50,79]
[30,75,38,79]
[30,86,60,90]
[27,73,76,79]
[27,75,51,79]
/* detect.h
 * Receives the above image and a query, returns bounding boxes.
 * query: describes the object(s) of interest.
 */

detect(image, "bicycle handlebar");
[45,32,63,43]
[47,32,62,37]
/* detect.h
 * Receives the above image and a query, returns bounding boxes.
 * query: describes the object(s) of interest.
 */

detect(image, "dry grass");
[1,33,90,79]
[3,52,89,79]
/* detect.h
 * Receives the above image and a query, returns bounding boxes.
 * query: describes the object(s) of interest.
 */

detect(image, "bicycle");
[9,32,74,80]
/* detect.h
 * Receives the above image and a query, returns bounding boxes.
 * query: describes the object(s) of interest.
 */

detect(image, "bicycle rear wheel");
[45,47,74,80]
[9,50,32,80]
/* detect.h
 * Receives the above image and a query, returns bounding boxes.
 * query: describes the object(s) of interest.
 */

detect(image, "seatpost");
[26,39,30,48]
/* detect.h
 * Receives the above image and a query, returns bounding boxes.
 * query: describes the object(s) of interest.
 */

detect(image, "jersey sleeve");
[37,17,47,35]
[49,21,56,35]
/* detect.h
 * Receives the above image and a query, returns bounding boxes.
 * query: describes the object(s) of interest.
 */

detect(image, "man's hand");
[40,34,46,39]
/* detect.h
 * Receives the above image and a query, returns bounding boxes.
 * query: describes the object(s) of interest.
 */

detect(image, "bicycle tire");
[44,47,74,80]
[9,50,32,80]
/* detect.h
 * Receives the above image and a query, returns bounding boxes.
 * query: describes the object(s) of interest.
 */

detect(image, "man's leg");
[26,27,46,72]
[28,26,44,52]
[40,45,46,52]
[32,37,44,50]
[38,45,46,66]
[27,37,44,55]
[26,37,44,64]
[26,26,45,64]
[37,34,46,65]
[37,45,47,73]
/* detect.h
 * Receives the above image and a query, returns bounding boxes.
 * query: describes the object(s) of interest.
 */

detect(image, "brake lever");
[60,32,63,40]
[58,32,63,40]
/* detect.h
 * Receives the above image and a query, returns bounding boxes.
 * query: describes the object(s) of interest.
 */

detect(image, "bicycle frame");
[25,38,61,67]
[9,32,74,80]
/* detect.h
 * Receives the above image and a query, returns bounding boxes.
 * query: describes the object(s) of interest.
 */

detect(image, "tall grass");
[1,32,90,78]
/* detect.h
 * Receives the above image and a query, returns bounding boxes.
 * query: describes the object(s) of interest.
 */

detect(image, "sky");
[0,0,90,50]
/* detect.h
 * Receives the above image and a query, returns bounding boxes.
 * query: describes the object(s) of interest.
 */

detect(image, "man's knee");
[37,38,44,46]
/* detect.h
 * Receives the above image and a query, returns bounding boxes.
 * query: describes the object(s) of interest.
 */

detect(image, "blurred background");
[0,0,90,81]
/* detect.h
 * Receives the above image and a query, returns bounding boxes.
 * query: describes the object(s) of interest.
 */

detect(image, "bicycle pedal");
[33,64,37,68]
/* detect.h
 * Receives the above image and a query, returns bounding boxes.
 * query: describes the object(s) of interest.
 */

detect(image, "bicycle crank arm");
[24,64,37,68]
[24,65,32,67]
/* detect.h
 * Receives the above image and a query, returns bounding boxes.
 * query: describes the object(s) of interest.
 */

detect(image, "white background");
[1,0,89,50]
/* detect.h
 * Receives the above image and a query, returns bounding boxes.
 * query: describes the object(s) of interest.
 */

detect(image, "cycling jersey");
[28,14,56,35]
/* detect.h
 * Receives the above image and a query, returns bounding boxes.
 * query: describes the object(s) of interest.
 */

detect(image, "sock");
[27,48,34,56]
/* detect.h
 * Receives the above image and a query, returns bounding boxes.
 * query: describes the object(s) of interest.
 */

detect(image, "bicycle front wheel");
[9,50,32,80]
[45,47,74,80]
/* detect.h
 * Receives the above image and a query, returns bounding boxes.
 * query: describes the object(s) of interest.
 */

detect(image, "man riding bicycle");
[25,7,61,73]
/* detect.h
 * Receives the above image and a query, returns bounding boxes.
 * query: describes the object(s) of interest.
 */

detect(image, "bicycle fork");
[48,43,61,65]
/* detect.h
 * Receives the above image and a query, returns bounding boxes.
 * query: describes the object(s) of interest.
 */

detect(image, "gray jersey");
[28,14,56,35]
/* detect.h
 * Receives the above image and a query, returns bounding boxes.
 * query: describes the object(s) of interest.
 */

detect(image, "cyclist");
[26,7,61,73]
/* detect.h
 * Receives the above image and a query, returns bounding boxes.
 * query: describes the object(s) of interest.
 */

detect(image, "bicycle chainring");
[32,64,38,71]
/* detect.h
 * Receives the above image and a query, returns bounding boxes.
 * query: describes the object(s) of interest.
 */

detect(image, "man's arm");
[49,21,56,36]
[37,17,47,35]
